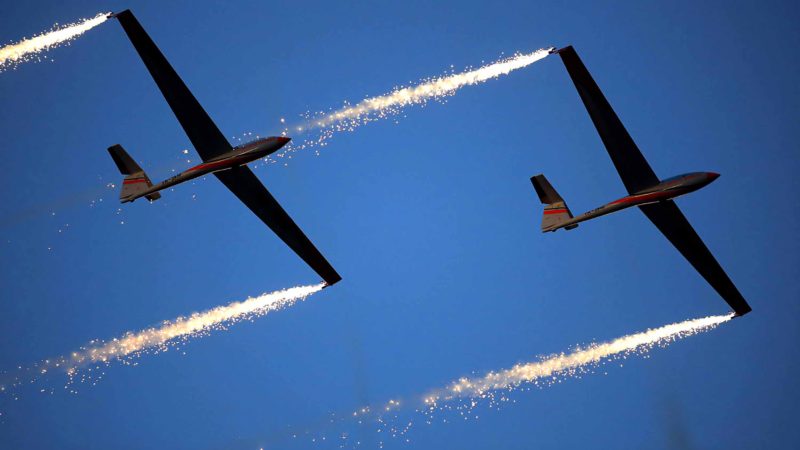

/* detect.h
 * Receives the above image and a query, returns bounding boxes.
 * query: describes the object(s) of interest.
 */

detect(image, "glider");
[532,46,750,316]
[106,10,341,286]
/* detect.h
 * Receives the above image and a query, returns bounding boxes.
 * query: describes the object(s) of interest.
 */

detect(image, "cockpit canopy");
[234,136,283,150]
[661,172,706,183]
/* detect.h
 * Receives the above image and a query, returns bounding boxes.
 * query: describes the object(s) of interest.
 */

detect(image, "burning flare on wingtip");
[0,12,109,72]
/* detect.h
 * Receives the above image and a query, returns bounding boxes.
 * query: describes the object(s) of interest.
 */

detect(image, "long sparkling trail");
[270,48,553,160]
[273,313,735,446]
[0,12,108,72]
[307,48,552,129]
[424,313,733,404]
[0,283,324,397]
[65,283,325,371]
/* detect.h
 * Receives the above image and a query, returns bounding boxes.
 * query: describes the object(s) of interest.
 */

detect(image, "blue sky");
[0,0,798,448]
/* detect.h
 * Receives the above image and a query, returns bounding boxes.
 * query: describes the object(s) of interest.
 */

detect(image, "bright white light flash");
[0,12,109,72]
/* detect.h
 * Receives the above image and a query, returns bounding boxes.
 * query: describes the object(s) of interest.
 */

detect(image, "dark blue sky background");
[1,1,798,449]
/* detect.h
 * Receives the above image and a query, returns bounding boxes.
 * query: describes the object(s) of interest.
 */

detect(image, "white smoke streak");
[0,12,108,72]
[425,313,733,404]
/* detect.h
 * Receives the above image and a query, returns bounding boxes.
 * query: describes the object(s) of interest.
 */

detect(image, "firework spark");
[0,12,109,72]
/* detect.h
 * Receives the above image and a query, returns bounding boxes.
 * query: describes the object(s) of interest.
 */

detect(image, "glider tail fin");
[107,144,161,203]
[531,174,577,232]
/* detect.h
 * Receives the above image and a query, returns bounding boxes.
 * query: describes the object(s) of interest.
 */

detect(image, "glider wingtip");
[322,274,342,288]
[107,9,131,19]
[549,45,573,55]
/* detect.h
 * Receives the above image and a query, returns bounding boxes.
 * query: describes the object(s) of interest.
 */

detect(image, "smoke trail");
[270,48,553,161]
[0,12,108,72]
[423,313,732,406]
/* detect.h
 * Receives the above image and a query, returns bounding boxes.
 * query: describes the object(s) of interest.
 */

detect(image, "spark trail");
[271,48,554,160]
[66,283,325,370]
[0,12,108,72]
[423,313,733,406]
[294,313,733,447]
[1,283,324,394]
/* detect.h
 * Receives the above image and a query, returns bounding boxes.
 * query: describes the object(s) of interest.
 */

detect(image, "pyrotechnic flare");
[0,12,109,72]
[309,48,552,129]
[275,48,554,158]
[424,313,733,405]
[65,283,325,371]
[281,313,735,446]
[0,283,324,396]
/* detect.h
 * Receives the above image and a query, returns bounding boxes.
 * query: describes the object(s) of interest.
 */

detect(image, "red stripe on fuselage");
[610,189,678,205]
[188,158,237,172]
[544,209,568,215]
[188,152,257,172]
[123,178,147,184]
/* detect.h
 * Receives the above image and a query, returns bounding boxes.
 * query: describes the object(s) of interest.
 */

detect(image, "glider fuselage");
[123,136,290,203]
[547,172,719,231]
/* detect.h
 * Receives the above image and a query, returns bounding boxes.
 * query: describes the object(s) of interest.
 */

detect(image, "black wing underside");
[555,46,660,194]
[115,10,232,161]
[216,167,342,285]
[639,201,751,316]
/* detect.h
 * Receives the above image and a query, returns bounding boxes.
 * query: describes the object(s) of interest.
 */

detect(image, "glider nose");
[277,136,291,145]
[707,172,720,181]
